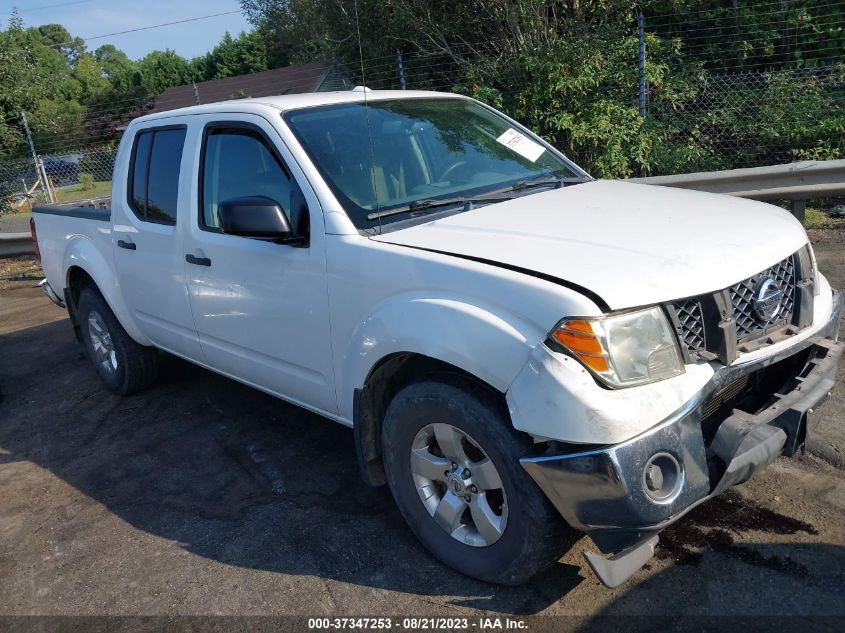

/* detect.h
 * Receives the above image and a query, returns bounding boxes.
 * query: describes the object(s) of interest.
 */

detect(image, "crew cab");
[31,90,843,587]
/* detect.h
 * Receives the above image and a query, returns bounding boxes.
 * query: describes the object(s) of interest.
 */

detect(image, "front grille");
[673,299,706,352]
[730,255,796,340]
[666,248,812,364]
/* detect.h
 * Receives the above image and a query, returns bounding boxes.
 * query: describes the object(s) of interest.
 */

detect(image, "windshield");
[283,98,585,229]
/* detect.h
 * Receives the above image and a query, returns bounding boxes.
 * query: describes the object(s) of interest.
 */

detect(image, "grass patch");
[53,181,111,204]
[805,208,845,230]
[2,209,31,220]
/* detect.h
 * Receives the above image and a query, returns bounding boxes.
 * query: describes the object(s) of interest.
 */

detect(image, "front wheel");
[382,376,579,585]
[77,286,158,395]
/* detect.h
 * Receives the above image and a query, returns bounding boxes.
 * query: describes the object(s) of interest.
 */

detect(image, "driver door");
[181,114,336,415]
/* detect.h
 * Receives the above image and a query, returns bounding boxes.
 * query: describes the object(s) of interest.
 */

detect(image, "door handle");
[185,254,211,267]
[117,240,136,250]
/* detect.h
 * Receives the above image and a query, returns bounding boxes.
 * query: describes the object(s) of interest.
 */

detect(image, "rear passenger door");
[113,122,204,362]
[181,114,337,414]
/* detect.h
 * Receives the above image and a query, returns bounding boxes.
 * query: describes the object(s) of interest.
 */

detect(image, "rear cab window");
[128,126,187,225]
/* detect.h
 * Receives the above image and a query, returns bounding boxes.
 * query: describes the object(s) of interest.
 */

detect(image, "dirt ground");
[0,231,843,626]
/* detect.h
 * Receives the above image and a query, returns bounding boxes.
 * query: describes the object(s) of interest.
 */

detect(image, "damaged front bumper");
[521,289,843,587]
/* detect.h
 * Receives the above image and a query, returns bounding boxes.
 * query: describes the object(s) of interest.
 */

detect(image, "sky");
[2,0,252,60]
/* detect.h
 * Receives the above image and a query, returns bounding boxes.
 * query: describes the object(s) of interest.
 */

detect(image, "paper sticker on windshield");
[496,128,546,162]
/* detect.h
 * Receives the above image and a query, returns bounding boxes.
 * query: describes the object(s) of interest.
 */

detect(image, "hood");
[371,180,808,310]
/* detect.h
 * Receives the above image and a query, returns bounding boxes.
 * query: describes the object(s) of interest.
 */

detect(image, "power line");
[82,10,243,42]
[3,0,90,15]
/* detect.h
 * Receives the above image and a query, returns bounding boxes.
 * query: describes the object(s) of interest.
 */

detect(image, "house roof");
[147,62,345,114]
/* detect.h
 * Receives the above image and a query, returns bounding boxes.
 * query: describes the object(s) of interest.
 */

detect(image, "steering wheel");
[440,161,469,182]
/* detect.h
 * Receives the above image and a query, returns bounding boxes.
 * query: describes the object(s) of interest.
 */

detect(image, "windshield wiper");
[365,175,593,221]
[511,175,592,191]
[366,194,513,221]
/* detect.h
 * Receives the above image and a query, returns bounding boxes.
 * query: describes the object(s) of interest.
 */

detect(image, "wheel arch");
[353,352,507,486]
[62,242,149,346]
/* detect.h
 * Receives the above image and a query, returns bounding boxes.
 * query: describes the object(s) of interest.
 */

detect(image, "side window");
[128,127,186,224]
[201,127,291,230]
[130,132,152,214]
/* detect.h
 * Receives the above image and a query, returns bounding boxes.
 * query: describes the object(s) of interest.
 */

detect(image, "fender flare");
[338,293,546,422]
[63,235,150,345]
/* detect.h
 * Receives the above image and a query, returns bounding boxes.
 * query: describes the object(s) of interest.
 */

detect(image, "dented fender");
[506,344,715,445]
[338,294,547,421]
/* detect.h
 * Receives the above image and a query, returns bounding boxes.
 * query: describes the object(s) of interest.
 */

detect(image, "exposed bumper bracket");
[39,278,65,307]
[583,536,659,588]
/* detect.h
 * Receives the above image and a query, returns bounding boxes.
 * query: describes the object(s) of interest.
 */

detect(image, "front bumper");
[521,289,842,562]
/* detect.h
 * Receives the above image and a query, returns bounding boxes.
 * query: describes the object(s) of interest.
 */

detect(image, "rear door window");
[128,126,187,224]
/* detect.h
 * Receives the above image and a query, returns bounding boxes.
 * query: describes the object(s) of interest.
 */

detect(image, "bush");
[80,172,94,191]
[78,149,116,182]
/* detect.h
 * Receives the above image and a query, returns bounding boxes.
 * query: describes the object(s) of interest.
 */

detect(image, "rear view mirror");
[218,196,294,240]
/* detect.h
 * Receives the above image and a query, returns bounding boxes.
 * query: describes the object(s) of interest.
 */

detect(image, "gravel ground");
[0,256,43,291]
[0,230,843,625]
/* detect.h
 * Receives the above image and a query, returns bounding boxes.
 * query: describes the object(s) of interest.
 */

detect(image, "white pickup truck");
[32,90,842,587]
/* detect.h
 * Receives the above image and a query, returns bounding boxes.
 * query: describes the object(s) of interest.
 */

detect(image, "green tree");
[0,12,84,156]
[200,30,269,79]
[94,44,139,91]
[240,0,845,176]
[37,23,85,63]
[74,52,110,101]
[136,49,194,95]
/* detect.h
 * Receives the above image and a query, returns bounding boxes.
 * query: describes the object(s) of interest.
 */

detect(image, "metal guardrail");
[0,198,109,257]
[628,159,845,222]
[0,232,34,257]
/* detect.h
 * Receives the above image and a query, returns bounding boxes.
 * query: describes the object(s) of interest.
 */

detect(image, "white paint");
[373,179,809,310]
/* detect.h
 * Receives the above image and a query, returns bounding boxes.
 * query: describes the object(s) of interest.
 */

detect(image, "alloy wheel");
[410,423,508,547]
[87,310,118,374]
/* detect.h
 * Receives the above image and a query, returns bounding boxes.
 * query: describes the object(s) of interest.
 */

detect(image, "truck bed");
[32,200,115,305]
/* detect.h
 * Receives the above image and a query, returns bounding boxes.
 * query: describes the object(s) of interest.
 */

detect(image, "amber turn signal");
[551,320,610,373]
[552,328,604,356]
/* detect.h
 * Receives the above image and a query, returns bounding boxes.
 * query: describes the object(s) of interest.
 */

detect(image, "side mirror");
[218,196,296,241]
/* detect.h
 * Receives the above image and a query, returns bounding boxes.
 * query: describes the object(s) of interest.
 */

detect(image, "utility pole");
[396,50,406,90]
[192,82,201,105]
[637,13,647,119]
[21,111,52,204]
[637,13,648,177]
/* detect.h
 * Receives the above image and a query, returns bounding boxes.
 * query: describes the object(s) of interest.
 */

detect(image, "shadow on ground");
[1,318,844,618]
[0,319,583,614]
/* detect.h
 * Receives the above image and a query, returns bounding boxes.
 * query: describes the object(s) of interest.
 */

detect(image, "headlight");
[549,306,684,388]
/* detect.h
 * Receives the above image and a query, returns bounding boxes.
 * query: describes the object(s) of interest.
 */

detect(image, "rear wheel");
[78,287,158,395]
[382,376,579,585]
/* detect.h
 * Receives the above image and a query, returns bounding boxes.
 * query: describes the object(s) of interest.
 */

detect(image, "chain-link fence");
[0,155,43,215]
[2,61,841,211]
[1,22,843,212]
[340,43,845,177]
[648,65,845,174]
[0,145,115,215]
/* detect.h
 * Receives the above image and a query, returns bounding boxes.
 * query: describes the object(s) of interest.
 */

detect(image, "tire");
[77,286,158,395]
[382,375,579,585]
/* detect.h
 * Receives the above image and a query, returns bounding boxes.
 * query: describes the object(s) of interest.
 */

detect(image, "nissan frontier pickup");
[31,90,843,587]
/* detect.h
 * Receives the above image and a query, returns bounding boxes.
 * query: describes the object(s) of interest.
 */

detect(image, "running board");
[583,535,659,588]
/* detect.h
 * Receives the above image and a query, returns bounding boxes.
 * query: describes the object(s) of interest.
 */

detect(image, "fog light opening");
[642,452,682,502]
